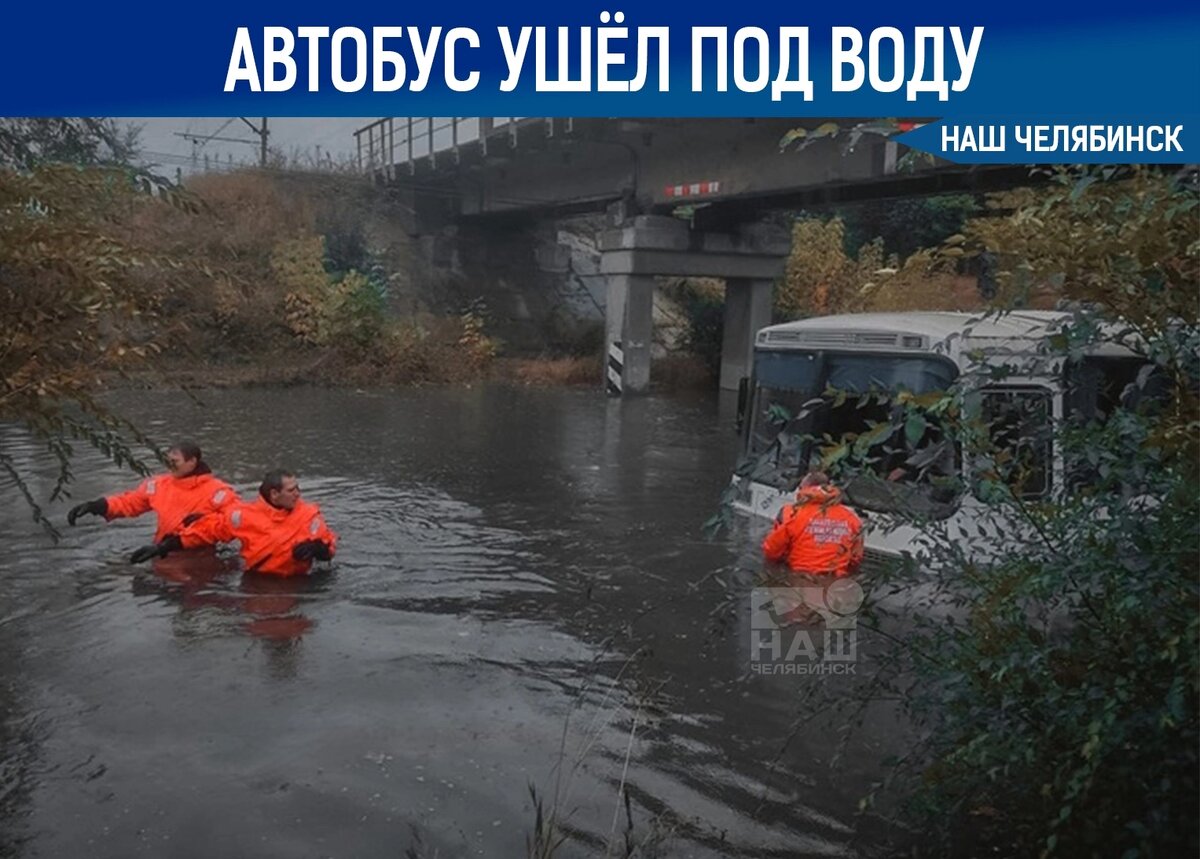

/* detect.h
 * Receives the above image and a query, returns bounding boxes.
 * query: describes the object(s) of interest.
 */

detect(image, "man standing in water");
[130,470,338,577]
[67,441,240,542]
[762,471,864,576]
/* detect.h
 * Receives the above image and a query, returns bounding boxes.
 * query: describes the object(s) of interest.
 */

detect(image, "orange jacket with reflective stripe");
[762,485,864,576]
[105,472,240,542]
[178,497,338,577]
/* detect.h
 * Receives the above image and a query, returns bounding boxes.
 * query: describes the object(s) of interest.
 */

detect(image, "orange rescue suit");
[762,485,864,576]
[178,497,338,577]
[105,472,240,542]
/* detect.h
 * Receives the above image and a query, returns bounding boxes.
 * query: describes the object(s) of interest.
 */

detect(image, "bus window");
[748,352,957,460]
[1066,355,1166,421]
[745,351,825,486]
[837,396,961,520]
[746,384,816,487]
[1063,355,1167,489]
[745,349,959,510]
[979,388,1053,498]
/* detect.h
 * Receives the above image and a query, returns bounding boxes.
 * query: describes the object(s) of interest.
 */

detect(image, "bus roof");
[756,310,1135,356]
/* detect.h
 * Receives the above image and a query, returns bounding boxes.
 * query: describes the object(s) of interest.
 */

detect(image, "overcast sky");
[123,117,376,175]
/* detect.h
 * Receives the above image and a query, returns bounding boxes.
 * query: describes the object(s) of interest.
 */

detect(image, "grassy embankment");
[114,169,629,390]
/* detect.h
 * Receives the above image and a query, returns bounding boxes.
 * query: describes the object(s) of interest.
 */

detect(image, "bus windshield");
[747,349,960,517]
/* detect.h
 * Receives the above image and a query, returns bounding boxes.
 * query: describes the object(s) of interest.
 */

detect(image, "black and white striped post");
[601,270,654,396]
[606,340,624,396]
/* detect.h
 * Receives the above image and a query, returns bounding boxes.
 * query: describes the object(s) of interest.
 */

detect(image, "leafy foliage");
[0,118,140,170]
[0,163,194,536]
[278,235,339,345]
[833,194,979,260]
[962,166,1198,328]
[779,118,937,172]
[779,218,983,318]
[457,302,498,370]
[779,219,878,318]
[727,166,1199,855]
[847,315,1198,857]
[278,232,467,365]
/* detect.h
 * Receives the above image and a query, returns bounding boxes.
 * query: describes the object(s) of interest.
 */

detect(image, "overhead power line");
[174,118,270,167]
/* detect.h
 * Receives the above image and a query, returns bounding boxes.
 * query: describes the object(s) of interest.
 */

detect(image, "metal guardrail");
[353,117,574,176]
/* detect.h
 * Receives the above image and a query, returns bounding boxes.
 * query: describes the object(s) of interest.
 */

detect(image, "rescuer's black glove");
[67,498,108,526]
[292,540,332,562]
[130,535,183,564]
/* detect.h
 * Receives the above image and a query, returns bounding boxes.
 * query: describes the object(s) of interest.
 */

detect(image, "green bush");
[276,234,386,354]
[834,194,979,259]
[846,318,1199,856]
[325,269,386,352]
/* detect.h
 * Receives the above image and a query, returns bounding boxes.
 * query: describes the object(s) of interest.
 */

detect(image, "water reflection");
[131,550,301,626]
[128,549,326,683]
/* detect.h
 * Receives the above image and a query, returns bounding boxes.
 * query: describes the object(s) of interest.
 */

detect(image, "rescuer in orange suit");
[66,441,240,542]
[762,471,864,577]
[130,470,338,577]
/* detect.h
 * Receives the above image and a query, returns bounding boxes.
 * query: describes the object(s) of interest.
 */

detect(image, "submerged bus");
[731,310,1148,564]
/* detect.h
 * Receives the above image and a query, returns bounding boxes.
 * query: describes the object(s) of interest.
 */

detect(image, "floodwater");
[0,386,898,858]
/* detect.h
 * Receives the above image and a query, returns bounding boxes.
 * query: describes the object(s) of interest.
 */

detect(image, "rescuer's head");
[167,441,203,478]
[260,470,301,510]
[800,470,831,489]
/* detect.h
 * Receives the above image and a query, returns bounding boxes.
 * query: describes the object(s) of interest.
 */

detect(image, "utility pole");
[256,117,268,167]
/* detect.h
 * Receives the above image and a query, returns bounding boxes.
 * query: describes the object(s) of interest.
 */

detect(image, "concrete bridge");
[353,117,1026,393]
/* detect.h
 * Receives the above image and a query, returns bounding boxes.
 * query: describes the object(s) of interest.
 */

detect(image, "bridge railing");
[354,117,578,177]
[355,117,537,176]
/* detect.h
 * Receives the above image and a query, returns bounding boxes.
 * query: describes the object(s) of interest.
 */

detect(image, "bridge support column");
[719,278,774,391]
[600,215,788,396]
[604,274,655,395]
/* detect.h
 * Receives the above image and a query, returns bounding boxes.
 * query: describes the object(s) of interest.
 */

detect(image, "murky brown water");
[0,385,895,857]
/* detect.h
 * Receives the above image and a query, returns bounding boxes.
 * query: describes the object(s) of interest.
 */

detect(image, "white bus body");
[731,311,1142,565]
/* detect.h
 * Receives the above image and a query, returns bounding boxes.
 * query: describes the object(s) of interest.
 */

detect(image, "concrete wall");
[394,211,617,354]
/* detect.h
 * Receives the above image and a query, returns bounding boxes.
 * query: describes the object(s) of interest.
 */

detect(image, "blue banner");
[897,119,1197,164]
[3,1,1196,162]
